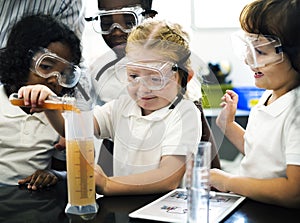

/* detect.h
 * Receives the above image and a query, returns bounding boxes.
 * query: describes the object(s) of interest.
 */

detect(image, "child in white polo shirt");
[209,0,300,208]
[17,19,202,196]
[0,14,82,189]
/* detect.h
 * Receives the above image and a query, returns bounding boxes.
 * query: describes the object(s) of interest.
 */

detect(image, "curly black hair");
[0,14,82,95]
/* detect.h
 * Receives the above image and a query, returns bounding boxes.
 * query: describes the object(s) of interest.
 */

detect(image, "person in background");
[88,0,157,105]
[0,14,82,189]
[209,0,300,208]
[0,0,85,47]
[17,19,202,196]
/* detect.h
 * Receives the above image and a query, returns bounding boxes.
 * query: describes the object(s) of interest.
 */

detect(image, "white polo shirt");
[0,85,59,185]
[240,87,300,178]
[94,95,202,176]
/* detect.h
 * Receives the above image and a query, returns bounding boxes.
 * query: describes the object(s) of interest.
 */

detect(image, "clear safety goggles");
[116,60,178,90]
[231,31,283,68]
[30,48,81,88]
[89,6,144,35]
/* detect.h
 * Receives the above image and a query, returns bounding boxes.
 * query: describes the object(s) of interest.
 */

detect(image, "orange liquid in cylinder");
[66,139,95,206]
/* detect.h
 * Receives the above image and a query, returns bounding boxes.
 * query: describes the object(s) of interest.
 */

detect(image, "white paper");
[129,188,245,223]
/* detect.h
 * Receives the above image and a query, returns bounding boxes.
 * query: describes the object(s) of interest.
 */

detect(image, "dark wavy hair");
[240,0,300,74]
[0,14,82,95]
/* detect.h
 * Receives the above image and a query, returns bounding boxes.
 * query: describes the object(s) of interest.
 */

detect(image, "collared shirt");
[240,87,300,178]
[94,95,202,176]
[0,0,85,48]
[0,85,59,185]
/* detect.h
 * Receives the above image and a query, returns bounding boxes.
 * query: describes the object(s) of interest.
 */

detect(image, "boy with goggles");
[90,6,144,35]
[30,48,81,88]
[231,31,283,68]
[88,0,158,107]
[209,0,300,208]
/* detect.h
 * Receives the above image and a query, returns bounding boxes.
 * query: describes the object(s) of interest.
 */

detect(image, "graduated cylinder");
[64,109,98,217]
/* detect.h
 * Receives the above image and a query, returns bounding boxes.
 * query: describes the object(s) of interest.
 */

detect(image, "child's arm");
[209,165,300,208]
[18,85,65,136]
[95,155,186,196]
[216,90,245,154]
[44,109,65,137]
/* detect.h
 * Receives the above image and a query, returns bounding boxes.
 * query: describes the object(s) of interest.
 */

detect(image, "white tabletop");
[203,108,250,117]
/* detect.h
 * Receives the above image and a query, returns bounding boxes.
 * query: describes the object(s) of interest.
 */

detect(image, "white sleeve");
[161,100,202,156]
[93,100,116,139]
[285,107,300,166]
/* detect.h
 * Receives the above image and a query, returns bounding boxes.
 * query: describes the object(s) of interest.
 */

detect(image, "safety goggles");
[30,48,81,88]
[116,60,178,90]
[89,6,144,35]
[231,31,283,68]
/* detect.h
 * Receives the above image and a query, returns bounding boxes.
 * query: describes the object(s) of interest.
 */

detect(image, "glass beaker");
[187,141,211,223]
[64,108,98,219]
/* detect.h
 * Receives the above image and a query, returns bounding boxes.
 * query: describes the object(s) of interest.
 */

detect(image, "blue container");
[233,87,265,111]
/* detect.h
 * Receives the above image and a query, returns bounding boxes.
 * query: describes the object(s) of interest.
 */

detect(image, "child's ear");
[187,69,194,82]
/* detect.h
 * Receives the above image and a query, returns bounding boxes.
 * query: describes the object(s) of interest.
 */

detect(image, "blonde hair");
[127,19,190,63]
[126,19,191,90]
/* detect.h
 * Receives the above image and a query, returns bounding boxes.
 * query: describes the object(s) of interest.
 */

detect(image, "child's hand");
[18,84,56,113]
[209,168,233,192]
[18,169,58,190]
[216,90,238,131]
[54,137,66,151]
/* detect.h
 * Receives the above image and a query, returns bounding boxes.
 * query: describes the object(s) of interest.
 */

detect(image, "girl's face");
[26,42,73,95]
[126,61,180,116]
[251,53,299,97]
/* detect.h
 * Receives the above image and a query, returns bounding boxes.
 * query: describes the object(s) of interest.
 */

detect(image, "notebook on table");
[129,188,245,223]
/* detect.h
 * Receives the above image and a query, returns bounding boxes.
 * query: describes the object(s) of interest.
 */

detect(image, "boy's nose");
[46,74,59,85]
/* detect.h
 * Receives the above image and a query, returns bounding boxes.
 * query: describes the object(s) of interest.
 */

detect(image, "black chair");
[193,100,221,169]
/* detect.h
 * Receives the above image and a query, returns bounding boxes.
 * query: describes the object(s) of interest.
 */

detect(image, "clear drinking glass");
[187,141,211,223]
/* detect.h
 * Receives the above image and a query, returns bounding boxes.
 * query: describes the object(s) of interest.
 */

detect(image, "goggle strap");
[96,57,122,81]
[85,16,96,22]
[169,93,183,109]
[76,82,90,101]
[141,9,158,16]
[276,46,283,54]
[177,51,191,66]
[172,64,178,71]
